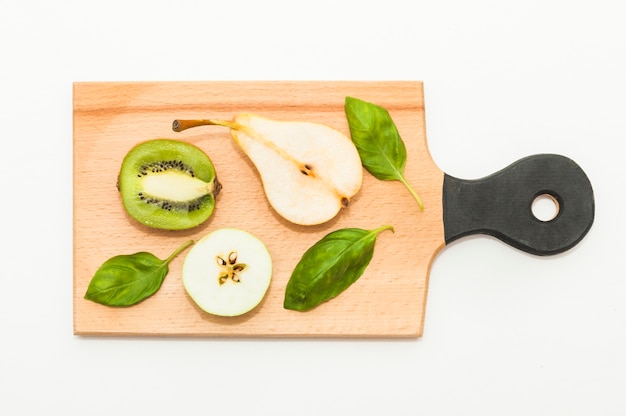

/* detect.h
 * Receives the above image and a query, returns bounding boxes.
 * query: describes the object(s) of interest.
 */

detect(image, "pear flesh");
[182,228,272,317]
[174,115,363,225]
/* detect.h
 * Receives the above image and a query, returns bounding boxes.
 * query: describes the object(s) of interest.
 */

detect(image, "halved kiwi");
[118,139,221,230]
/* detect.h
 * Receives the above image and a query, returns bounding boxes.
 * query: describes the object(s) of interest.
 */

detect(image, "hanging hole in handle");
[532,193,561,222]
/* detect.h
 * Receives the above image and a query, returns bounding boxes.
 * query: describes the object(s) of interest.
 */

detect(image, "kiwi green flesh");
[118,139,219,230]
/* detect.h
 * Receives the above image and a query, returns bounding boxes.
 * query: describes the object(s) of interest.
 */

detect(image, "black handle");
[443,154,594,256]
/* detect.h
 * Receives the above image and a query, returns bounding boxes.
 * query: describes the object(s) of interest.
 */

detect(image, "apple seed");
[216,251,247,285]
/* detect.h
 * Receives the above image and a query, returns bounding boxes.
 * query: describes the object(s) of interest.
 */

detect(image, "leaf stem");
[399,175,424,211]
[372,224,395,235]
[164,239,194,265]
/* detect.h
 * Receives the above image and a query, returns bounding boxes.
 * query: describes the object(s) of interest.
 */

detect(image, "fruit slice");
[182,228,272,317]
[172,114,362,226]
[118,139,221,230]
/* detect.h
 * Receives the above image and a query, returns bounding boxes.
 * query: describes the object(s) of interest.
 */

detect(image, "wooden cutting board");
[73,81,594,337]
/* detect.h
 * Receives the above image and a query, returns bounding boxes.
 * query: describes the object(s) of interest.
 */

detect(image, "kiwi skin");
[118,139,220,230]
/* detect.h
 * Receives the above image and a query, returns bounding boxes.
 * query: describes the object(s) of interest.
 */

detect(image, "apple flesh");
[182,228,272,317]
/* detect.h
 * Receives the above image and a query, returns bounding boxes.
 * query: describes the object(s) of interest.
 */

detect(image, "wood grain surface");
[73,81,445,337]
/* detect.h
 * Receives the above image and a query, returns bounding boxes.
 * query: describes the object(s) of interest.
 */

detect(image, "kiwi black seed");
[118,139,220,230]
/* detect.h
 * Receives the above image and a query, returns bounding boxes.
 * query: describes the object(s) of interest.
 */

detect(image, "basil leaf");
[284,225,393,312]
[84,240,194,307]
[344,96,424,211]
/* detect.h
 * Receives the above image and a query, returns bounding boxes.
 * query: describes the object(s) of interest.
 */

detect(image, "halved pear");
[173,114,363,225]
[182,228,272,317]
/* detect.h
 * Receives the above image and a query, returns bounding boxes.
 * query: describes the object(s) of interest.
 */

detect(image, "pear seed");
[300,164,314,176]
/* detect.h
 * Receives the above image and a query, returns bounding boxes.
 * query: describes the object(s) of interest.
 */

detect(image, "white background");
[2,0,625,414]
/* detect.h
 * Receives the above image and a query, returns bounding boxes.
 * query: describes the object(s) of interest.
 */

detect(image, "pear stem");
[172,119,241,132]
